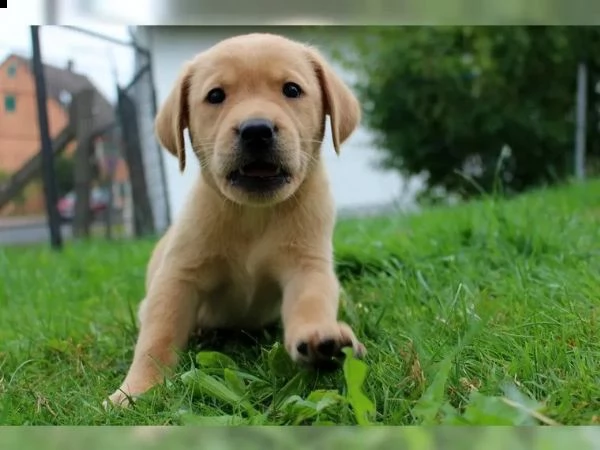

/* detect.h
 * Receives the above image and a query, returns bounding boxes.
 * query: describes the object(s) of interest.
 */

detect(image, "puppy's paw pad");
[286,321,366,367]
[316,338,338,358]
[296,342,309,356]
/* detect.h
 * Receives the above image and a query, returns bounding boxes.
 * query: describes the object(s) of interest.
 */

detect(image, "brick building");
[0,53,128,216]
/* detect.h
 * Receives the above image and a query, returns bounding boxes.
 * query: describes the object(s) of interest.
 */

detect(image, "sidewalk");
[0,215,47,230]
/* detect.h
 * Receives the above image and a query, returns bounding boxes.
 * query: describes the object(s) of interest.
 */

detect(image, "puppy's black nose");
[239,118,276,146]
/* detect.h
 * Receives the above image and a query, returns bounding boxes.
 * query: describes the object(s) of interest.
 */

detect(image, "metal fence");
[58,26,171,239]
[116,41,171,238]
[0,26,171,247]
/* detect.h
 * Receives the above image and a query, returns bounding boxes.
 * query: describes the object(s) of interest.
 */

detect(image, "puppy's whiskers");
[299,151,321,167]
[298,139,325,146]
[191,141,217,150]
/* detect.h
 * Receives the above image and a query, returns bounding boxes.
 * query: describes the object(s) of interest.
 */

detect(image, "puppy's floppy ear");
[154,61,193,172]
[306,47,361,154]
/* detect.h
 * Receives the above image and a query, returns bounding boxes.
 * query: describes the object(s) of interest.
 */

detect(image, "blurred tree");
[52,152,101,199]
[324,26,600,200]
[0,169,26,212]
[53,154,75,197]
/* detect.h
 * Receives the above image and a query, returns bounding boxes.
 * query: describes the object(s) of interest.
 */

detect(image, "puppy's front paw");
[285,321,366,368]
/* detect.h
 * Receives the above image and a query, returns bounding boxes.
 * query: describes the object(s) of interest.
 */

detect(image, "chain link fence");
[117,41,171,236]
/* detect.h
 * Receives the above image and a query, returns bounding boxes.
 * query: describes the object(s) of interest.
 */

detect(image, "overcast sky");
[0,2,136,104]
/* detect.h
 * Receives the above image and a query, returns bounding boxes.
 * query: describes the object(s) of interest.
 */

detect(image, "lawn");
[1,180,599,427]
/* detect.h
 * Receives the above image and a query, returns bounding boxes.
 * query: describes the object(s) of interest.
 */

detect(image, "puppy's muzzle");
[227,118,292,194]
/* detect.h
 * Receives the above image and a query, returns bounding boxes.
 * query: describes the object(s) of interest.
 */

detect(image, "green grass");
[1,180,599,426]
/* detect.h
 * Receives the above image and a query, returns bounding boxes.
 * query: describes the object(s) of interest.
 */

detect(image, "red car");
[57,188,109,222]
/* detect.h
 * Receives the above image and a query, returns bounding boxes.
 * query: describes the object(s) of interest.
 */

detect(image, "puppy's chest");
[219,254,280,303]
[199,240,284,328]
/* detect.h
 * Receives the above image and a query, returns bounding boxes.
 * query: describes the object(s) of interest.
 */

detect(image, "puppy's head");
[155,33,361,206]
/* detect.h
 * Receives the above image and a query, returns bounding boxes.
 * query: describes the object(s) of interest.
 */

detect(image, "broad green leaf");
[266,342,295,378]
[412,356,453,425]
[280,390,345,425]
[281,395,319,425]
[223,368,247,397]
[501,381,543,412]
[181,369,257,417]
[462,392,536,425]
[280,394,305,410]
[342,347,375,425]
[438,402,466,425]
[195,351,238,370]
[306,389,346,413]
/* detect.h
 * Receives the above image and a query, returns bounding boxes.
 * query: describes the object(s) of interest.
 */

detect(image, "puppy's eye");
[282,82,303,99]
[206,88,226,104]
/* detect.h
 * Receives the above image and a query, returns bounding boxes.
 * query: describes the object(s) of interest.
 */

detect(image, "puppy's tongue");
[241,163,280,177]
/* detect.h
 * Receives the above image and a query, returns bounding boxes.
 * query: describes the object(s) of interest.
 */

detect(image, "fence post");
[146,52,172,229]
[116,86,156,238]
[71,89,96,238]
[574,62,587,181]
[30,25,63,250]
[103,148,118,240]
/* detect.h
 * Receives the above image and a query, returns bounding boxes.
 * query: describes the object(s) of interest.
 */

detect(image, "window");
[59,90,72,106]
[7,64,17,78]
[4,95,16,113]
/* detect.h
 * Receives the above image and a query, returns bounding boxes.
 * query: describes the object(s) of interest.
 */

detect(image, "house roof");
[3,54,117,141]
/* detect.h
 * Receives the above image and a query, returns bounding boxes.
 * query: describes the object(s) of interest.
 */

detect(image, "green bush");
[327,26,600,199]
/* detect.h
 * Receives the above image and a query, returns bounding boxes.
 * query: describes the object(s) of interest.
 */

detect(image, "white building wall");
[131,26,172,233]
[144,26,418,222]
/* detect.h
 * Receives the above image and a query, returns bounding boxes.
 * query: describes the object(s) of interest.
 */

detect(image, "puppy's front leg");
[107,275,199,407]
[281,265,366,365]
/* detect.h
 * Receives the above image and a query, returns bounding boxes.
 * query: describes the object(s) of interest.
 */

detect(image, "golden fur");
[107,33,365,407]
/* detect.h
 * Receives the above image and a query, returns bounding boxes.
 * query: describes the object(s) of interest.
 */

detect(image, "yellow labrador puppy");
[107,32,365,407]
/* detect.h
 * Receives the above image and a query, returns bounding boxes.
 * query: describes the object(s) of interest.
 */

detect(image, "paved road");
[0,217,122,246]
[0,221,75,246]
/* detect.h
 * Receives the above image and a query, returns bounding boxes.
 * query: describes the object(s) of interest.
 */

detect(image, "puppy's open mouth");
[227,161,292,192]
